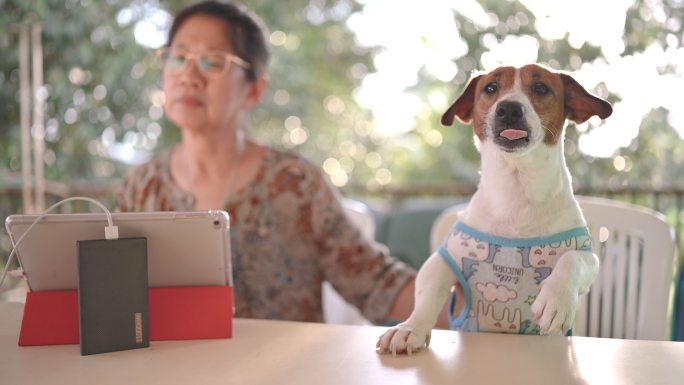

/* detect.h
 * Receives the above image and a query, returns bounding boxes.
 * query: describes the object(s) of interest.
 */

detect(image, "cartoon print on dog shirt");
[477,301,521,333]
[520,234,591,284]
[446,230,499,279]
[439,222,592,335]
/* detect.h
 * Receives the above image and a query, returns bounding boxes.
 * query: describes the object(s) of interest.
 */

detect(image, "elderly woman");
[117,0,426,325]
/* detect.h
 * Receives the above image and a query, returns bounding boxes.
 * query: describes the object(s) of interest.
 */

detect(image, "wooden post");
[31,23,45,212]
[19,23,34,214]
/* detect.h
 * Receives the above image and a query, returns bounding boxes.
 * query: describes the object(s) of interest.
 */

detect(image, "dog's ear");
[441,74,482,126]
[561,73,613,124]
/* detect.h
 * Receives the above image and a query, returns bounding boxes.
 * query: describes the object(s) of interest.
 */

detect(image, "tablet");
[4,210,232,291]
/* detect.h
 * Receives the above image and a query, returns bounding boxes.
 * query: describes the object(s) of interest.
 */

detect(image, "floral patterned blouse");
[117,146,416,324]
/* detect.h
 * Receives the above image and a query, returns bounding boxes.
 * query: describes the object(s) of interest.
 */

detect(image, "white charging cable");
[0,196,118,292]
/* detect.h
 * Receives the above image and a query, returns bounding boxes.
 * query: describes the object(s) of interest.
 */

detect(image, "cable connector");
[105,225,119,240]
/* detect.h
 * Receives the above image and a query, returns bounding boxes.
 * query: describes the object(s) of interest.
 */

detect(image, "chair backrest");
[430,196,677,340]
[341,198,376,240]
[574,195,677,340]
[378,201,454,270]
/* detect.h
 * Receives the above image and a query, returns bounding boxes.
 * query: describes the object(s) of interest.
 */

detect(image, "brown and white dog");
[377,64,612,355]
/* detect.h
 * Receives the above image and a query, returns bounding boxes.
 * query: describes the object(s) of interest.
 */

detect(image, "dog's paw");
[531,278,578,335]
[376,323,431,356]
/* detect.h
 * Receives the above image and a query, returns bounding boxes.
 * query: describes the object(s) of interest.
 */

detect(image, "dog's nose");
[495,101,524,124]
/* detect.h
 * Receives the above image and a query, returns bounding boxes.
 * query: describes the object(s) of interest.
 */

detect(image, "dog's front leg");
[531,250,599,335]
[377,252,453,355]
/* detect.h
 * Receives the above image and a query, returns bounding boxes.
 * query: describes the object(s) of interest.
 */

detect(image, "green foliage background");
[0,0,682,194]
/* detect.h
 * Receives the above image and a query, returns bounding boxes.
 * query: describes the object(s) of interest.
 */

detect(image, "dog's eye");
[484,83,499,94]
[533,83,549,95]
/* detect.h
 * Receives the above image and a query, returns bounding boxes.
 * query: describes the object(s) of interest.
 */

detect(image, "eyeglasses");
[156,47,250,77]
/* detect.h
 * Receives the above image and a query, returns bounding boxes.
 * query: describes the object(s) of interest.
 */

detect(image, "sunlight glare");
[349,0,469,136]
[481,35,539,70]
[578,45,684,156]
[126,3,171,49]
[519,0,632,60]
[350,0,683,158]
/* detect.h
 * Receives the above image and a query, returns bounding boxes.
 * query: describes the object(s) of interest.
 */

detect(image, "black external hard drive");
[77,237,149,355]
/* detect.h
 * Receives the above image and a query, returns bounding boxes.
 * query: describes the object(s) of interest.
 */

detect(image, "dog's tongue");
[500,129,528,140]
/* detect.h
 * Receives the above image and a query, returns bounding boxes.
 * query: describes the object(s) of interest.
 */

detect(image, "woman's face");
[162,15,261,135]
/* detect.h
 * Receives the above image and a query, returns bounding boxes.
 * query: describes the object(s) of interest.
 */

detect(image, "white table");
[1,302,683,385]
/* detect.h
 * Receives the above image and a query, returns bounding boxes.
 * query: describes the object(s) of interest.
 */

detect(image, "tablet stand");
[18,286,233,346]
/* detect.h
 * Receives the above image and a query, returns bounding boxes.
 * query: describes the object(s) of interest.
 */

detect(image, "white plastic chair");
[430,196,677,340]
[574,195,677,340]
[321,198,373,325]
[340,198,376,242]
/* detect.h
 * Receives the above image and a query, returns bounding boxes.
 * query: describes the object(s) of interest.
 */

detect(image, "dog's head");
[441,64,612,154]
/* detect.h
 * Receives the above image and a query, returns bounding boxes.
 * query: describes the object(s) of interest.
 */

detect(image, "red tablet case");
[18,285,233,346]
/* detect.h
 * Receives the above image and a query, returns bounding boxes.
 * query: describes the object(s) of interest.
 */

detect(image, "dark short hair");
[168,0,270,82]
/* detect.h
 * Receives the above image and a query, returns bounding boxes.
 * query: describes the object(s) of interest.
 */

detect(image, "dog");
[377,64,612,355]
